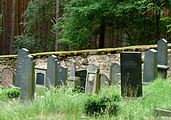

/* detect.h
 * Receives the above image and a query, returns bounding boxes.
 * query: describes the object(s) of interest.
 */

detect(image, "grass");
[0,79,171,119]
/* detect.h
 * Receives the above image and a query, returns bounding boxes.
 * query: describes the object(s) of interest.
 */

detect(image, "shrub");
[5,87,20,99]
[84,94,120,116]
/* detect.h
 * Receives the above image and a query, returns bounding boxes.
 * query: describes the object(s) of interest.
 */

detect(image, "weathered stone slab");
[121,52,142,97]
[70,62,76,80]
[100,73,110,85]
[57,65,68,85]
[143,49,158,82]
[157,39,169,79]
[154,108,171,117]
[85,64,100,94]
[1,67,14,87]
[45,55,58,89]
[110,62,120,85]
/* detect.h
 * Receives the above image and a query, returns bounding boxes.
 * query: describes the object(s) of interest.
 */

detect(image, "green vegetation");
[0,80,171,119]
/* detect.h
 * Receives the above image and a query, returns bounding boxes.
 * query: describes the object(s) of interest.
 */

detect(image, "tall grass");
[0,79,171,119]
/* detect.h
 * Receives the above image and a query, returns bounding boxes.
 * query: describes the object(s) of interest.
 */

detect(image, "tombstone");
[70,62,76,80]
[15,48,29,87]
[110,62,121,85]
[75,70,87,92]
[56,65,68,85]
[157,39,169,79]
[45,55,58,89]
[121,52,142,97]
[143,49,158,82]
[85,64,100,94]
[16,49,35,100]
[100,73,110,85]
[35,68,47,85]
[1,67,14,87]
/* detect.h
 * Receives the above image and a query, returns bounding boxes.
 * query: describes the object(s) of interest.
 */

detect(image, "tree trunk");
[55,0,60,51]
[99,19,105,48]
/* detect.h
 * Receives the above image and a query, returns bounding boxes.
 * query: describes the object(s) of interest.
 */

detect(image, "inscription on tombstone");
[143,49,158,82]
[157,39,169,79]
[36,73,44,85]
[46,55,58,89]
[85,64,100,94]
[110,62,121,85]
[121,52,142,97]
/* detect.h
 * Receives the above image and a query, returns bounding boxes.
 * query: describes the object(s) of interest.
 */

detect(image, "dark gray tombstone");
[35,68,47,85]
[75,70,87,92]
[143,49,158,82]
[46,55,58,89]
[121,52,142,97]
[100,73,110,85]
[85,64,100,94]
[157,39,169,79]
[57,65,68,85]
[15,48,29,87]
[110,62,121,85]
[70,62,76,80]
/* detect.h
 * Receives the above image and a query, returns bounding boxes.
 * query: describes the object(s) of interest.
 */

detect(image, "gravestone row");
[7,38,169,101]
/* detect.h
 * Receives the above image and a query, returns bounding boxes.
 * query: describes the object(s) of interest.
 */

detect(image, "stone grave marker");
[35,68,46,85]
[157,39,169,79]
[46,55,58,89]
[56,65,68,85]
[121,52,142,97]
[143,49,158,82]
[15,48,29,87]
[1,67,14,87]
[110,62,121,85]
[85,64,100,94]
[16,49,35,100]
[75,69,87,92]
[100,73,110,85]
[70,62,76,80]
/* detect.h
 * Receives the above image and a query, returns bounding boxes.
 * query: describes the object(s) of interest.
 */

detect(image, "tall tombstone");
[85,64,100,94]
[56,65,68,85]
[157,39,169,79]
[75,70,87,92]
[110,62,121,85]
[45,55,58,89]
[15,48,29,87]
[143,49,158,82]
[70,62,76,80]
[121,52,142,97]
[16,49,35,100]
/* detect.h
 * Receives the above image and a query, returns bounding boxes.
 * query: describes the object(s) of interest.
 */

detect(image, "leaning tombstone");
[110,62,121,85]
[45,55,58,89]
[1,67,15,87]
[121,52,142,97]
[75,70,87,92]
[157,39,169,79]
[100,73,110,85]
[85,64,100,94]
[16,50,35,101]
[143,49,158,82]
[56,65,68,85]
